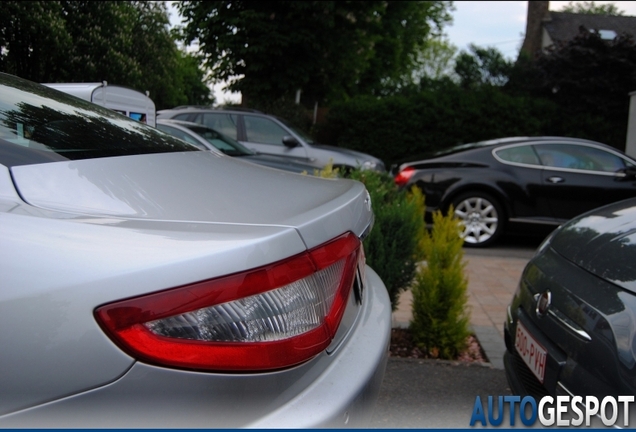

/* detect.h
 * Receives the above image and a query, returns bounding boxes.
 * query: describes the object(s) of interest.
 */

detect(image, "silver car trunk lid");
[10,151,373,249]
[3,151,373,414]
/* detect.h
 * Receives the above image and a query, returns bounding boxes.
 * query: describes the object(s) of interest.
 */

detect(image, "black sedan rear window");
[0,74,199,167]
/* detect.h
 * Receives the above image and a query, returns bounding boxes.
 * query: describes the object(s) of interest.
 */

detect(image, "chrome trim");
[358,214,374,241]
[507,305,513,325]
[354,265,364,305]
[509,217,561,226]
[548,309,592,341]
[541,165,621,177]
[556,381,574,397]
[533,292,592,340]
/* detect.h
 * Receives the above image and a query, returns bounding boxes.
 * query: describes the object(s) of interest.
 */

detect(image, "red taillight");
[95,232,361,372]
[394,166,415,187]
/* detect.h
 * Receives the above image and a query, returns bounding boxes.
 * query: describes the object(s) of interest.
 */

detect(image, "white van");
[43,82,156,127]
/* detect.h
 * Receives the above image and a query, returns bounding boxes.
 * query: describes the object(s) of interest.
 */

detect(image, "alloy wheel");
[453,196,499,245]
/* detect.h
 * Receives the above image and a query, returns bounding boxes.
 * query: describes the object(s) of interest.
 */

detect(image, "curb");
[390,321,503,370]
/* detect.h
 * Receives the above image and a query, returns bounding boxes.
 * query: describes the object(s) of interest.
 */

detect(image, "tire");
[450,192,504,247]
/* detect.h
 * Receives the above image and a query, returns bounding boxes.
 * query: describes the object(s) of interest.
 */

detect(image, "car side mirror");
[618,166,636,179]
[282,136,300,148]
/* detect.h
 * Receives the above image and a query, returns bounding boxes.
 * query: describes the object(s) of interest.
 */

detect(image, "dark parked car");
[157,107,386,172]
[504,197,636,419]
[394,137,636,247]
[156,119,320,174]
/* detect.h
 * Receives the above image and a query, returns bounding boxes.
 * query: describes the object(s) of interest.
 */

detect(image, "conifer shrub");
[312,160,340,178]
[410,207,471,359]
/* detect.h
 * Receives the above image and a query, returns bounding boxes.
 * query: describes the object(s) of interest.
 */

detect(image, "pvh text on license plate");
[515,321,547,383]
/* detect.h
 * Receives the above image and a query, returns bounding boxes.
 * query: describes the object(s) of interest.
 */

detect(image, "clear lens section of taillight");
[145,260,344,342]
[95,232,361,372]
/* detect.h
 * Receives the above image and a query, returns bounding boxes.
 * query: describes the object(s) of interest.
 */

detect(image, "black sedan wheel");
[451,192,504,247]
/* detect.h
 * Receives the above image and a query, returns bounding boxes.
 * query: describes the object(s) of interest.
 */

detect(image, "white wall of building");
[626,91,636,159]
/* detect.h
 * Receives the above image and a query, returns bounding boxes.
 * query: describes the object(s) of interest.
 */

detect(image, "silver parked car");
[156,118,320,174]
[0,73,391,428]
[157,107,386,172]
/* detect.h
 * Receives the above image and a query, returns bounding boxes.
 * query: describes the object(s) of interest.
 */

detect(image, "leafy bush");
[410,207,471,359]
[348,169,425,310]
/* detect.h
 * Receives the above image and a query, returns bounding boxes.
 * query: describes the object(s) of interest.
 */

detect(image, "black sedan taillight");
[394,166,415,187]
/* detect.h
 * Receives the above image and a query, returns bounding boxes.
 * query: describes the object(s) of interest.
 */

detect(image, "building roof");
[544,12,636,45]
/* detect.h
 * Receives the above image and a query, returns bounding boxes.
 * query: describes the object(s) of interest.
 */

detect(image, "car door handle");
[546,176,564,184]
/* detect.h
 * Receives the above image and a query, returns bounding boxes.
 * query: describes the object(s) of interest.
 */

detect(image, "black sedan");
[503,197,636,424]
[394,137,636,247]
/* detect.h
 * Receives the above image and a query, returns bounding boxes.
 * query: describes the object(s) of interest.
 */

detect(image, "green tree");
[60,1,140,85]
[454,44,513,88]
[521,30,636,149]
[0,1,72,82]
[560,1,625,15]
[178,1,453,105]
[413,36,458,82]
[354,1,455,97]
[0,1,212,109]
[172,50,215,107]
[59,1,212,109]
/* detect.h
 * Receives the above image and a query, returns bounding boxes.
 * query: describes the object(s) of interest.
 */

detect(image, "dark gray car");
[504,197,636,422]
[156,119,320,174]
[157,107,386,172]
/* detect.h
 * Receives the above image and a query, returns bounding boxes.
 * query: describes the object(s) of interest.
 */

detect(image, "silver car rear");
[0,73,391,427]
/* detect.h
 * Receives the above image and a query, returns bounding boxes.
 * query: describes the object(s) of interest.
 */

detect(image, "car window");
[495,145,541,165]
[184,124,253,156]
[173,113,193,122]
[277,117,314,144]
[243,115,289,146]
[195,113,238,140]
[588,147,635,170]
[535,143,629,173]
[0,74,198,167]
[156,124,208,150]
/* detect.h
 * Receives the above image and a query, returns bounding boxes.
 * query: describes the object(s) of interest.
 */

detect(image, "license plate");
[515,321,548,383]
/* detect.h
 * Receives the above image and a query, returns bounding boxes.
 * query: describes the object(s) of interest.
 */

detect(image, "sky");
[167,1,636,104]
[446,1,636,59]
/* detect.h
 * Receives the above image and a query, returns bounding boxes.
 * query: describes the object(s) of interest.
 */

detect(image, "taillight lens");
[394,166,415,187]
[95,232,361,372]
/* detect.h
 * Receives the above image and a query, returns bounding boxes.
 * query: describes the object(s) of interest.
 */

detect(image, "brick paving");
[391,248,533,369]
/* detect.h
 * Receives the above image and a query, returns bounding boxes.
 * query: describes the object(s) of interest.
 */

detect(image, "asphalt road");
[369,359,511,428]
[369,232,549,428]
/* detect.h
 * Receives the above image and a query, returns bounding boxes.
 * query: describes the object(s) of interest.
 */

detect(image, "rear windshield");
[0,73,198,167]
